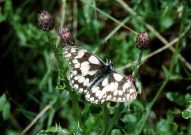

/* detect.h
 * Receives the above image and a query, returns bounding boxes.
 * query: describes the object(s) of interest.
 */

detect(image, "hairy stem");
[133,50,143,79]
[50,37,87,134]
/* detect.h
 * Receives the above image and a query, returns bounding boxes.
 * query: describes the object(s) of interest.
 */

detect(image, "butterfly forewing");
[63,46,105,93]
[63,46,137,104]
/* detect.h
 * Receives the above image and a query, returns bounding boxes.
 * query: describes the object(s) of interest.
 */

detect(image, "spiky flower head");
[58,27,75,47]
[136,32,150,50]
[38,11,54,31]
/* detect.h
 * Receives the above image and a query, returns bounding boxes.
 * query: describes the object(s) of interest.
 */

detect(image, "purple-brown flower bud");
[38,11,54,31]
[136,32,150,50]
[58,27,75,47]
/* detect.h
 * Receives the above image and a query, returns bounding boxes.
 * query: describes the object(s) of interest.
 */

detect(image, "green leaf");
[182,103,191,119]
[0,94,11,120]
[6,129,20,135]
[162,65,170,78]
[160,16,173,30]
[121,114,137,123]
[182,109,191,119]
[166,92,191,106]
[0,94,6,111]
[111,129,122,135]
[37,126,70,135]
[2,101,10,120]
[156,119,178,135]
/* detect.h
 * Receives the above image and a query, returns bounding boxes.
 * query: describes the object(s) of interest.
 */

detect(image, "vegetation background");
[0,0,191,134]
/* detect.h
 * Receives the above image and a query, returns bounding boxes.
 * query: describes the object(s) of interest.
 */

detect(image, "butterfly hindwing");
[85,71,137,104]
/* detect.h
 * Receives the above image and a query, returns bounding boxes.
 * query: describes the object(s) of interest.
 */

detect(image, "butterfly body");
[63,46,137,104]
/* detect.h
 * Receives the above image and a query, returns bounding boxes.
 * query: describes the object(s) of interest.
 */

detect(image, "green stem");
[50,37,87,134]
[101,103,108,135]
[136,29,182,134]
[136,79,169,135]
[133,50,143,79]
[105,103,124,135]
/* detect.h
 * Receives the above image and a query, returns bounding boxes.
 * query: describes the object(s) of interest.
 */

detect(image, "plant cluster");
[0,0,191,135]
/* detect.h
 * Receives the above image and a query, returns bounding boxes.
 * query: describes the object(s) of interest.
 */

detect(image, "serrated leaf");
[37,127,70,135]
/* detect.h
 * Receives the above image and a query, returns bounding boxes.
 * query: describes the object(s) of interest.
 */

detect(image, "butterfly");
[63,46,137,104]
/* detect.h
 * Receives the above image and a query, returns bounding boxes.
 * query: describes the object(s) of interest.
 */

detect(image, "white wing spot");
[74,63,80,68]
[92,87,99,93]
[74,75,80,80]
[88,70,97,75]
[86,93,90,98]
[118,91,123,96]
[70,74,74,78]
[74,84,79,89]
[83,78,89,86]
[79,88,83,92]
[95,90,102,98]
[126,94,130,100]
[113,90,118,96]
[80,62,90,72]
[78,77,85,83]
[113,73,123,81]
[118,97,122,102]
[66,53,71,57]
[72,70,77,76]
[110,82,118,90]
[88,55,100,64]
[71,48,76,53]
[107,95,112,100]
[130,88,135,93]
[75,50,84,58]
[123,82,131,90]
[102,78,108,86]
[72,59,78,64]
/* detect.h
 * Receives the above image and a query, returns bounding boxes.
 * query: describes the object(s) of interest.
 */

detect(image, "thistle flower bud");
[58,27,75,47]
[38,11,54,31]
[136,32,150,50]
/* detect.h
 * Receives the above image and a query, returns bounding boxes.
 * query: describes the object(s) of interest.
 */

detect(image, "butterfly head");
[105,59,113,69]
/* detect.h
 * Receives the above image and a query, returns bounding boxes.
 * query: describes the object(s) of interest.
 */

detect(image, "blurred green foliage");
[0,0,191,135]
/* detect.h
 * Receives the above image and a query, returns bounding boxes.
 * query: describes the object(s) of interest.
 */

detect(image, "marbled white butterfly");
[63,46,137,104]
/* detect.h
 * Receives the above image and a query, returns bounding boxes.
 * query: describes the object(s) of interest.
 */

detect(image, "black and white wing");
[63,46,137,104]
[85,71,137,104]
[63,46,105,94]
